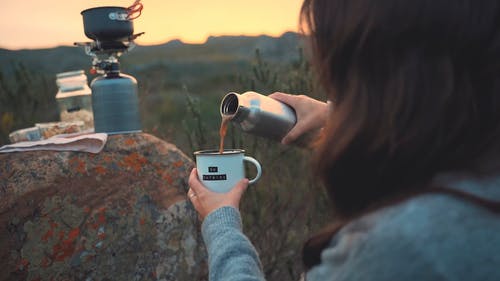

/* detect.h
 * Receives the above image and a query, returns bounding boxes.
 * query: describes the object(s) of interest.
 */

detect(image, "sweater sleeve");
[201,206,266,281]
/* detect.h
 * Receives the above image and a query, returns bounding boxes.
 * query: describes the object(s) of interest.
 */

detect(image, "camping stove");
[74,5,143,134]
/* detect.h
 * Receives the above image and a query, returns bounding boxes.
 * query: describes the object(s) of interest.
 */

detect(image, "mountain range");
[0,32,304,79]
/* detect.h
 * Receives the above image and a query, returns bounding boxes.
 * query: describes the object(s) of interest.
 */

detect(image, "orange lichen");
[119,152,148,173]
[94,166,107,175]
[162,172,173,184]
[16,258,29,271]
[42,229,54,242]
[90,208,107,229]
[139,217,146,225]
[103,155,112,163]
[98,232,106,240]
[152,162,163,174]
[124,138,136,146]
[97,211,106,224]
[40,257,51,268]
[68,156,87,174]
[42,221,59,242]
[173,160,184,168]
[52,227,80,262]
[68,227,80,241]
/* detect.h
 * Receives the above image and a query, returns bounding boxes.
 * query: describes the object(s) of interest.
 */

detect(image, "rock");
[0,133,207,281]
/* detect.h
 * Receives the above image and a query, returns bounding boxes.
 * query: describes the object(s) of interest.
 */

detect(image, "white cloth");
[0,133,108,154]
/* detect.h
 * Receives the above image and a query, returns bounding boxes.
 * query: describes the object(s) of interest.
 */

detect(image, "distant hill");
[0,32,304,78]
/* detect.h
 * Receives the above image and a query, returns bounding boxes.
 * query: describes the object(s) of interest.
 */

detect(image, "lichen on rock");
[0,133,207,280]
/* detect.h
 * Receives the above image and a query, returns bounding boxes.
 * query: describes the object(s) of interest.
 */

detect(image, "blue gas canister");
[91,70,142,134]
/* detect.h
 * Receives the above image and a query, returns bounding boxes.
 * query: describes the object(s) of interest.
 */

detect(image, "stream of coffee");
[219,115,231,154]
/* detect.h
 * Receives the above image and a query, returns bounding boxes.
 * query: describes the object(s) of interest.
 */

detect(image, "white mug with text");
[194,149,262,193]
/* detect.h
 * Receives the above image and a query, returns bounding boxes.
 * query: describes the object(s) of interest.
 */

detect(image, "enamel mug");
[194,149,262,193]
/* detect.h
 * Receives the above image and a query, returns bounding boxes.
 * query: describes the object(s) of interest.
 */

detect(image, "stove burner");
[75,32,144,54]
[74,32,144,74]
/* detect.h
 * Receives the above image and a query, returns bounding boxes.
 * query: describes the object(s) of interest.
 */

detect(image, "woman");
[187,0,500,280]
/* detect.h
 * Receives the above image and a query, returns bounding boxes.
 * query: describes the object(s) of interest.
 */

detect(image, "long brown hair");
[300,0,500,269]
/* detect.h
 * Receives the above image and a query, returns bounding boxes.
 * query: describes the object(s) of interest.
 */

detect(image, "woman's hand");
[269,92,329,145]
[187,168,249,220]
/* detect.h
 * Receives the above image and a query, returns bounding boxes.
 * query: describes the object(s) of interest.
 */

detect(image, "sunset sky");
[0,0,304,50]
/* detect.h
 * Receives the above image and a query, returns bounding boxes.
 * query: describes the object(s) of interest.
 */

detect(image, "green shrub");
[181,48,331,281]
[0,63,58,144]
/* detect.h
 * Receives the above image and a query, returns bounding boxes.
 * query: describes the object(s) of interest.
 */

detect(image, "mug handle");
[244,156,262,184]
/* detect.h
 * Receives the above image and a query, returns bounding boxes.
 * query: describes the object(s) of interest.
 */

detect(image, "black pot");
[81,6,134,42]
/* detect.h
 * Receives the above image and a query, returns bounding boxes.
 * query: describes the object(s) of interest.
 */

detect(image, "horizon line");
[0,31,301,52]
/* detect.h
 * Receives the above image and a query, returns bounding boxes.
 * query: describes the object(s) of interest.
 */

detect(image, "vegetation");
[0,36,331,280]
[180,48,330,280]
[0,63,58,144]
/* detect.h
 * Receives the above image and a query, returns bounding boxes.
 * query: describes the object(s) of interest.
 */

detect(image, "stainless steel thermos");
[91,71,142,134]
[220,91,297,141]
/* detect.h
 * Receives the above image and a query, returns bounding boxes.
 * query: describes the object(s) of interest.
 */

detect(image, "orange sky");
[0,0,304,50]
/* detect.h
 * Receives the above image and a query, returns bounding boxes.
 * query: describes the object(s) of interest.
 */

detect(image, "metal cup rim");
[81,6,128,15]
[194,149,245,155]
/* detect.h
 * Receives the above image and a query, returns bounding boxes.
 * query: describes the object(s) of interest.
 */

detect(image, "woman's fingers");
[187,169,204,208]
[269,92,304,144]
[270,92,328,145]
[269,92,298,107]
[188,168,204,194]
[187,167,250,219]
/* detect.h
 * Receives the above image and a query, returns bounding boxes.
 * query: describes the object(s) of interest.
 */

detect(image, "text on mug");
[203,174,227,181]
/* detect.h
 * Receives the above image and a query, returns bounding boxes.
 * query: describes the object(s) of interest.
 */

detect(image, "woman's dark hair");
[300,0,500,269]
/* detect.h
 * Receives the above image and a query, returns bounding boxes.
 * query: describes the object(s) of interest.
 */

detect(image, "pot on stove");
[81,6,134,42]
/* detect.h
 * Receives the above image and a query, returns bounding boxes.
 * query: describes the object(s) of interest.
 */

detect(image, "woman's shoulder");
[340,172,500,252]
[307,174,500,281]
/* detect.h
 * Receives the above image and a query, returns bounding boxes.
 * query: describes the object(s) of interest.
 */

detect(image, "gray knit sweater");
[201,173,500,281]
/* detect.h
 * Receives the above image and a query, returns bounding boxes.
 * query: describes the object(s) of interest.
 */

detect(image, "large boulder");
[0,133,207,281]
